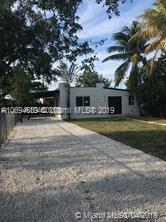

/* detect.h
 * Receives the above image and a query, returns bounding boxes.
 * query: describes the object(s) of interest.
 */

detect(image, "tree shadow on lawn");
[69,117,129,122]
[98,130,166,161]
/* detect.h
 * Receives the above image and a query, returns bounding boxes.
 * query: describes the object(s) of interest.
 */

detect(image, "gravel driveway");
[0,117,166,222]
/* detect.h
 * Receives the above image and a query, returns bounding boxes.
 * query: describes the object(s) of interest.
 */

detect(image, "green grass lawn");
[70,118,166,161]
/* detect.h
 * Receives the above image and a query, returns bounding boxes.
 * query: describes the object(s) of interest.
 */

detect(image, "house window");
[76,96,90,106]
[129,95,135,106]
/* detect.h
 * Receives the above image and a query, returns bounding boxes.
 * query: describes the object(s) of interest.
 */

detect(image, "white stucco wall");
[58,83,140,119]
[58,83,68,108]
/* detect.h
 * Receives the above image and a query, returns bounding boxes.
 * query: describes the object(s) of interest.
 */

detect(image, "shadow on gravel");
[0,118,165,221]
[0,171,164,222]
[0,132,162,172]
[16,117,62,126]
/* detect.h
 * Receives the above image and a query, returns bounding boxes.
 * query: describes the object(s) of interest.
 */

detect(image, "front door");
[108,96,122,114]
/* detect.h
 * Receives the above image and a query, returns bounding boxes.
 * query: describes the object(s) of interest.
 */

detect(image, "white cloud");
[78,14,133,39]
[78,2,102,26]
[78,0,154,39]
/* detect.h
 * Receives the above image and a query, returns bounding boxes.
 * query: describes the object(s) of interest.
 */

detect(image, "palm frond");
[102,53,128,63]
[69,63,80,81]
[150,46,161,73]
[129,32,142,44]
[112,32,129,42]
[136,0,166,49]
[54,68,61,77]
[107,46,127,53]
[122,26,131,35]
[103,20,149,88]
[114,60,130,86]
[143,28,158,39]
[123,21,140,35]
[145,37,161,53]
[161,39,166,50]
[140,9,158,21]
[129,28,157,45]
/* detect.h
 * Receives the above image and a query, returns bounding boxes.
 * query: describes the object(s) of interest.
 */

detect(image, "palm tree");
[102,21,148,90]
[130,0,166,60]
[55,62,80,119]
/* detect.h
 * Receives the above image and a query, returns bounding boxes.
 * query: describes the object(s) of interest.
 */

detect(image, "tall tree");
[102,21,148,90]
[76,69,112,87]
[137,53,166,117]
[130,0,166,60]
[0,0,130,98]
[0,0,90,98]
[10,66,33,106]
[55,62,80,119]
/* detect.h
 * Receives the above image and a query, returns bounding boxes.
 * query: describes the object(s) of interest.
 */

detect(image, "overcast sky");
[49,0,155,90]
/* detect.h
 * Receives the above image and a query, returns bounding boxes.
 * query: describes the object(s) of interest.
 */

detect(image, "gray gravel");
[0,117,166,222]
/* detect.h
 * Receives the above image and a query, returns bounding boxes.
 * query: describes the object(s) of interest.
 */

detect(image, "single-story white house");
[35,83,140,119]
